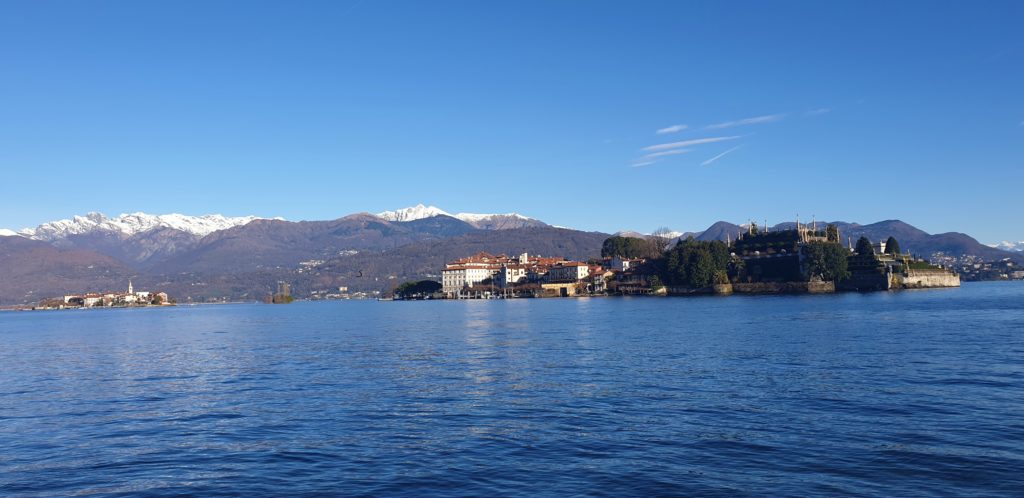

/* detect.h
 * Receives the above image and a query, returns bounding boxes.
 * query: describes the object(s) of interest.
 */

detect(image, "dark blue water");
[2,282,1023,496]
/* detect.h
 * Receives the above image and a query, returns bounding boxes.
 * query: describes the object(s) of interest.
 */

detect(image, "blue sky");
[1,1,1022,242]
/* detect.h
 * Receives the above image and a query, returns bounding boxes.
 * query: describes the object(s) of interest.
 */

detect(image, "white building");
[589,268,613,293]
[441,253,511,297]
[442,265,499,296]
[547,262,590,282]
[441,252,596,297]
[496,265,528,288]
[609,256,644,271]
[83,295,103,307]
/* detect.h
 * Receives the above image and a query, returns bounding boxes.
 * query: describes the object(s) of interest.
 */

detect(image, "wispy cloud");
[656,124,687,134]
[642,136,740,152]
[701,146,742,166]
[630,148,694,168]
[645,148,692,158]
[805,108,831,117]
[706,114,785,129]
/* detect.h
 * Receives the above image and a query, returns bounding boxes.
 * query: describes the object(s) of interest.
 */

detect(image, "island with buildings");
[34,280,172,310]
[405,221,960,300]
[265,281,295,304]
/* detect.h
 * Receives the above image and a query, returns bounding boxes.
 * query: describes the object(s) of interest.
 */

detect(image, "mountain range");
[1,206,1020,305]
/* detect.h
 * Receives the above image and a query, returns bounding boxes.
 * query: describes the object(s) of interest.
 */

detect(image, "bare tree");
[651,226,676,252]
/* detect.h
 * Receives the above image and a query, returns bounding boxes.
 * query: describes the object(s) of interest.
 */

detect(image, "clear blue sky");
[1,1,1022,242]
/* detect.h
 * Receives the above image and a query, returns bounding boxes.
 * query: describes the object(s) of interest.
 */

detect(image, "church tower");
[128,279,134,295]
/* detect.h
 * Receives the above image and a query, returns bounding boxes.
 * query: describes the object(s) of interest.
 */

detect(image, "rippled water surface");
[2,282,1024,496]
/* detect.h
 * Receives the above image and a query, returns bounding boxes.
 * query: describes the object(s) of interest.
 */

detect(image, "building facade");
[441,252,605,298]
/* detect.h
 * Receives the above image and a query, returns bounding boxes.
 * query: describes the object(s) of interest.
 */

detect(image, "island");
[400,222,959,299]
[34,280,173,310]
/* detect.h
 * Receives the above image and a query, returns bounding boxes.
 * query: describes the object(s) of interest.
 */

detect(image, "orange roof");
[444,264,502,271]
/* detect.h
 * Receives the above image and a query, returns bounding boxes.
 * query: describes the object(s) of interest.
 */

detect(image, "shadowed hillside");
[149,214,479,274]
[0,236,134,304]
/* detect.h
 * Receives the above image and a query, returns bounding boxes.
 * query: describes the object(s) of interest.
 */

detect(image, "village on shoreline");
[29,280,174,311]
[395,222,961,300]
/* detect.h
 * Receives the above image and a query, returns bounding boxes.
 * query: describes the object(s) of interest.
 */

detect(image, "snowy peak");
[375,204,453,222]
[454,212,531,222]
[375,204,546,229]
[614,230,684,239]
[18,212,268,241]
[456,213,547,230]
[0,228,18,237]
[990,241,1024,252]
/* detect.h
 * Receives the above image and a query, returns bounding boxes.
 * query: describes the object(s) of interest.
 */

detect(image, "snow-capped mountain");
[452,212,534,223]
[613,230,686,239]
[376,204,453,223]
[990,241,1024,252]
[0,228,18,237]
[375,204,547,230]
[17,212,267,241]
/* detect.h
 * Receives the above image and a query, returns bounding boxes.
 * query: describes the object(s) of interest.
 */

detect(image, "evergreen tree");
[884,236,901,255]
[601,236,662,259]
[855,236,875,257]
[803,241,851,281]
[663,239,730,288]
[395,280,442,298]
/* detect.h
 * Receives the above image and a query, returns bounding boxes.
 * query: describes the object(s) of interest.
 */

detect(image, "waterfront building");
[441,252,601,298]
[588,268,614,293]
[441,252,510,297]
[547,262,590,283]
[83,294,103,307]
[496,265,528,288]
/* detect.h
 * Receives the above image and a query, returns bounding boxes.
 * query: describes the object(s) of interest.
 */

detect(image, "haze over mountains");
[1,205,1019,305]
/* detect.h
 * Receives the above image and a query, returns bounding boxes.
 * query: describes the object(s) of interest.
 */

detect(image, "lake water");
[2,282,1023,496]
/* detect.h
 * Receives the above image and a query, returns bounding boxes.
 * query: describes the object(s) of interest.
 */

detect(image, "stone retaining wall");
[837,273,891,292]
[732,281,834,294]
[896,271,960,289]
